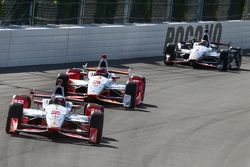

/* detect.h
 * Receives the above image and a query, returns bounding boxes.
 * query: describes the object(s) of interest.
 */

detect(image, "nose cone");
[45,105,66,129]
[88,76,108,95]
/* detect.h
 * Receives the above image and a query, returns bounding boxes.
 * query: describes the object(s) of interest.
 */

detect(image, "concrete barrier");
[0,21,249,67]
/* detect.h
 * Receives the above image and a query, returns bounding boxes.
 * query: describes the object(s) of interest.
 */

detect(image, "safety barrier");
[0,20,249,67]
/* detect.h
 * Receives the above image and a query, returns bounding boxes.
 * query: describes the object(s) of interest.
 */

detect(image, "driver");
[201,29,210,47]
[50,95,66,107]
[95,67,109,78]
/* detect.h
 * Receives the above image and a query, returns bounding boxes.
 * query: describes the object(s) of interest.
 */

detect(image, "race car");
[56,54,146,109]
[5,85,104,144]
[163,40,242,71]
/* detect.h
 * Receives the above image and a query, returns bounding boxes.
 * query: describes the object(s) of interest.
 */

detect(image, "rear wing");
[86,67,130,76]
[30,90,85,105]
[211,41,231,47]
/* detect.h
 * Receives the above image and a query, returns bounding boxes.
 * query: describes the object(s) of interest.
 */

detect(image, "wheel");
[89,112,104,144]
[230,47,242,70]
[124,81,137,109]
[218,49,229,71]
[56,73,69,96]
[235,53,242,70]
[164,43,176,66]
[66,68,84,80]
[189,60,199,69]
[12,95,31,108]
[84,103,104,117]
[129,75,146,103]
[141,77,146,102]
[5,103,23,134]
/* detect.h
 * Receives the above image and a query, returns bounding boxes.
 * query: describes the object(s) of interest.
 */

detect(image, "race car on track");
[163,39,242,71]
[5,85,104,144]
[56,54,146,109]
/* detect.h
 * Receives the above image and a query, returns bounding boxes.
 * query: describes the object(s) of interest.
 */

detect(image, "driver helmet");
[50,95,66,106]
[200,39,208,46]
[95,67,108,78]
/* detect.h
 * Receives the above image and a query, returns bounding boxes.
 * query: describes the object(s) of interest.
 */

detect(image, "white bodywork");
[23,99,88,129]
[88,76,112,95]
[189,42,219,60]
[69,72,128,106]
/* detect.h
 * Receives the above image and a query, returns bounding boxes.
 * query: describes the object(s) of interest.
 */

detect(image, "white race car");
[5,85,104,144]
[57,54,146,109]
[164,40,242,71]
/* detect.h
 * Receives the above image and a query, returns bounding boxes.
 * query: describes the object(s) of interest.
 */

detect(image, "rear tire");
[125,81,137,109]
[56,73,69,96]
[164,43,176,66]
[89,112,104,144]
[6,103,23,134]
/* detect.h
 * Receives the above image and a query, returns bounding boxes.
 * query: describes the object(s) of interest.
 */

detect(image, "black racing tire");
[68,68,84,80]
[21,95,31,108]
[141,77,146,102]
[5,103,23,134]
[89,112,104,144]
[125,81,137,109]
[13,95,31,108]
[219,49,229,71]
[83,103,104,116]
[190,60,199,69]
[56,73,69,96]
[230,47,242,70]
[164,43,176,66]
[236,53,242,70]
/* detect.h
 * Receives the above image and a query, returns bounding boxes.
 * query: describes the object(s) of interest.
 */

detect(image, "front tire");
[164,43,176,66]
[6,103,23,135]
[218,49,229,71]
[189,60,199,69]
[89,112,104,144]
[230,47,242,70]
[124,81,137,109]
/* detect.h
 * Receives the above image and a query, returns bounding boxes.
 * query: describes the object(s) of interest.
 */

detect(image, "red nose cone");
[101,53,107,59]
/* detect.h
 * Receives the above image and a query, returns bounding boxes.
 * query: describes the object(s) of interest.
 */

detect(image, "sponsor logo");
[164,23,222,46]
[12,99,24,104]
[51,110,60,115]
[91,108,101,114]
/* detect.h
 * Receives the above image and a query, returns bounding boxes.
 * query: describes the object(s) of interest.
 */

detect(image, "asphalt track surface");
[1,56,250,167]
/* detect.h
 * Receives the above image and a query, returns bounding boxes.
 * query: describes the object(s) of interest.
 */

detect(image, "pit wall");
[0,20,249,67]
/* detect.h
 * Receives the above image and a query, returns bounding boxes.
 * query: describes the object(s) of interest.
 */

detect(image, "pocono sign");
[164,23,222,46]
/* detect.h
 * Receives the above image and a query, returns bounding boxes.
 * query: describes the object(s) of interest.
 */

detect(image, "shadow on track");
[98,102,158,113]
[0,56,162,74]
[11,133,119,149]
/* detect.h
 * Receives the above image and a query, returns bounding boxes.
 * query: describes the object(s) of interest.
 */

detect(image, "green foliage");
[55,0,79,24]
[130,0,152,23]
[202,0,218,21]
[171,0,188,21]
[95,0,118,23]
[239,0,245,19]
[0,2,2,17]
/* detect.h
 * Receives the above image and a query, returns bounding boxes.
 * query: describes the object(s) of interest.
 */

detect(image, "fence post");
[124,0,131,23]
[79,0,85,24]
[244,0,249,19]
[169,0,173,21]
[29,0,36,25]
[197,0,203,21]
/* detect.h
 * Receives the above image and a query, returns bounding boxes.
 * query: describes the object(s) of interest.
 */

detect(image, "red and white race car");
[5,85,104,144]
[56,54,146,109]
